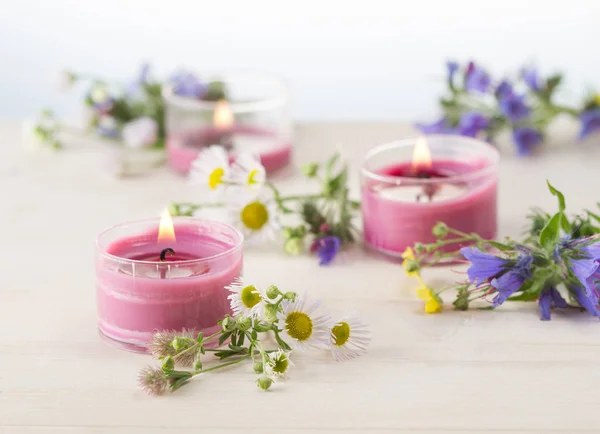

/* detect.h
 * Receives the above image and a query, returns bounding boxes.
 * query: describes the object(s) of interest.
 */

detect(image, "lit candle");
[95,215,243,352]
[361,135,499,258]
[212,100,235,150]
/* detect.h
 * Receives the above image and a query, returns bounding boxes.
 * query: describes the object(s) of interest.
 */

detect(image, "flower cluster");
[417,60,600,156]
[138,279,370,395]
[32,64,226,151]
[169,147,360,265]
[404,182,600,320]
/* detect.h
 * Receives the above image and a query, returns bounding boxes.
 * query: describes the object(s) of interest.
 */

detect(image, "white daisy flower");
[329,316,370,362]
[226,278,263,319]
[230,153,266,196]
[276,298,330,350]
[264,349,293,380]
[189,145,230,196]
[230,194,279,243]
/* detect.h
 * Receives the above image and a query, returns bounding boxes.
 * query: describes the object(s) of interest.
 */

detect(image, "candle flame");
[158,209,176,243]
[213,99,234,128]
[412,137,432,171]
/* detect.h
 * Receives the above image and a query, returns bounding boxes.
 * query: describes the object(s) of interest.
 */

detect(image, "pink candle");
[166,125,292,175]
[361,136,499,257]
[95,217,243,352]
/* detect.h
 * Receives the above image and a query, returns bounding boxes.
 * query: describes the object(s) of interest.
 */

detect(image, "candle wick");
[160,248,175,262]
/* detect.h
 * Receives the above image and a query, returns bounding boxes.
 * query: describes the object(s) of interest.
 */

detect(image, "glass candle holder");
[95,217,243,352]
[361,135,499,258]
[163,70,293,175]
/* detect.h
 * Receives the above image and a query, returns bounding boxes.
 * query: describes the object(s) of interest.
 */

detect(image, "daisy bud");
[256,375,273,391]
[253,361,264,374]
[283,291,297,302]
[221,316,235,331]
[284,237,304,255]
[301,162,319,178]
[237,317,252,331]
[266,285,281,300]
[432,222,448,238]
[404,260,420,274]
[413,242,425,253]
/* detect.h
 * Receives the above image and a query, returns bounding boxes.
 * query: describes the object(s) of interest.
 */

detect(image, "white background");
[1,0,599,121]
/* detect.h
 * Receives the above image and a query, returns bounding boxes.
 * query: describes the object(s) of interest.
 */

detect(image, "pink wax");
[95,219,243,351]
[167,125,292,175]
[362,160,497,257]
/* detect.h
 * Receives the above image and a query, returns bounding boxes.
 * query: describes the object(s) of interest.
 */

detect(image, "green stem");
[195,354,251,375]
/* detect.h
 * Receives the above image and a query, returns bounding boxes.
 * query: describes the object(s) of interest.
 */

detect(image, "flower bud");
[193,357,203,372]
[253,362,264,374]
[413,242,425,253]
[237,316,252,331]
[432,222,448,238]
[171,336,193,352]
[221,316,234,331]
[256,375,273,391]
[301,162,319,178]
[404,260,420,274]
[265,285,281,300]
[162,356,175,372]
[284,237,304,255]
[283,292,297,302]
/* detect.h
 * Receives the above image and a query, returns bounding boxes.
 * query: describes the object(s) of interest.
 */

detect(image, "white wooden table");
[2,119,600,433]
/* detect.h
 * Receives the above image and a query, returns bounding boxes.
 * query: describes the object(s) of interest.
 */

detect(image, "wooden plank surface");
[2,119,600,433]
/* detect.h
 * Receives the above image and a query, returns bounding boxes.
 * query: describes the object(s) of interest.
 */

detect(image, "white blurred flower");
[276,298,330,350]
[328,316,370,362]
[189,145,231,196]
[122,117,158,148]
[230,153,266,196]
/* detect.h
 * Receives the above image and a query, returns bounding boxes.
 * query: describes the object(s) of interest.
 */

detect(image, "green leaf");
[218,331,232,346]
[546,74,563,93]
[560,214,571,233]
[546,181,565,212]
[539,212,562,251]
[487,241,513,251]
[238,333,245,346]
[170,377,191,391]
[586,209,600,225]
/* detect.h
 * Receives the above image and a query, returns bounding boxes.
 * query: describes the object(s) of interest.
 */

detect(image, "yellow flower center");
[240,285,261,308]
[285,311,313,341]
[208,167,225,190]
[240,201,269,230]
[271,354,289,374]
[247,169,260,186]
[331,321,350,347]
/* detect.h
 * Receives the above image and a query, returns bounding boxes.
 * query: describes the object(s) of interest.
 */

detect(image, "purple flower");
[446,61,459,82]
[538,287,568,320]
[500,94,531,122]
[491,255,533,306]
[169,71,207,98]
[315,236,341,266]
[571,285,600,318]
[415,117,455,135]
[513,127,542,156]
[569,257,599,298]
[461,247,508,284]
[465,62,491,93]
[458,111,489,137]
[522,68,541,91]
[495,80,514,99]
[578,110,600,140]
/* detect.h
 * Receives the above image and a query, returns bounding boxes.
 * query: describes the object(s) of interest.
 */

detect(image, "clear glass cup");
[163,70,293,175]
[361,135,500,258]
[95,217,243,352]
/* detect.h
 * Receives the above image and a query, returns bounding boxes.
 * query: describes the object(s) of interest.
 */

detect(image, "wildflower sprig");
[170,148,360,265]
[32,64,227,151]
[418,60,600,156]
[138,280,370,395]
[405,181,600,320]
